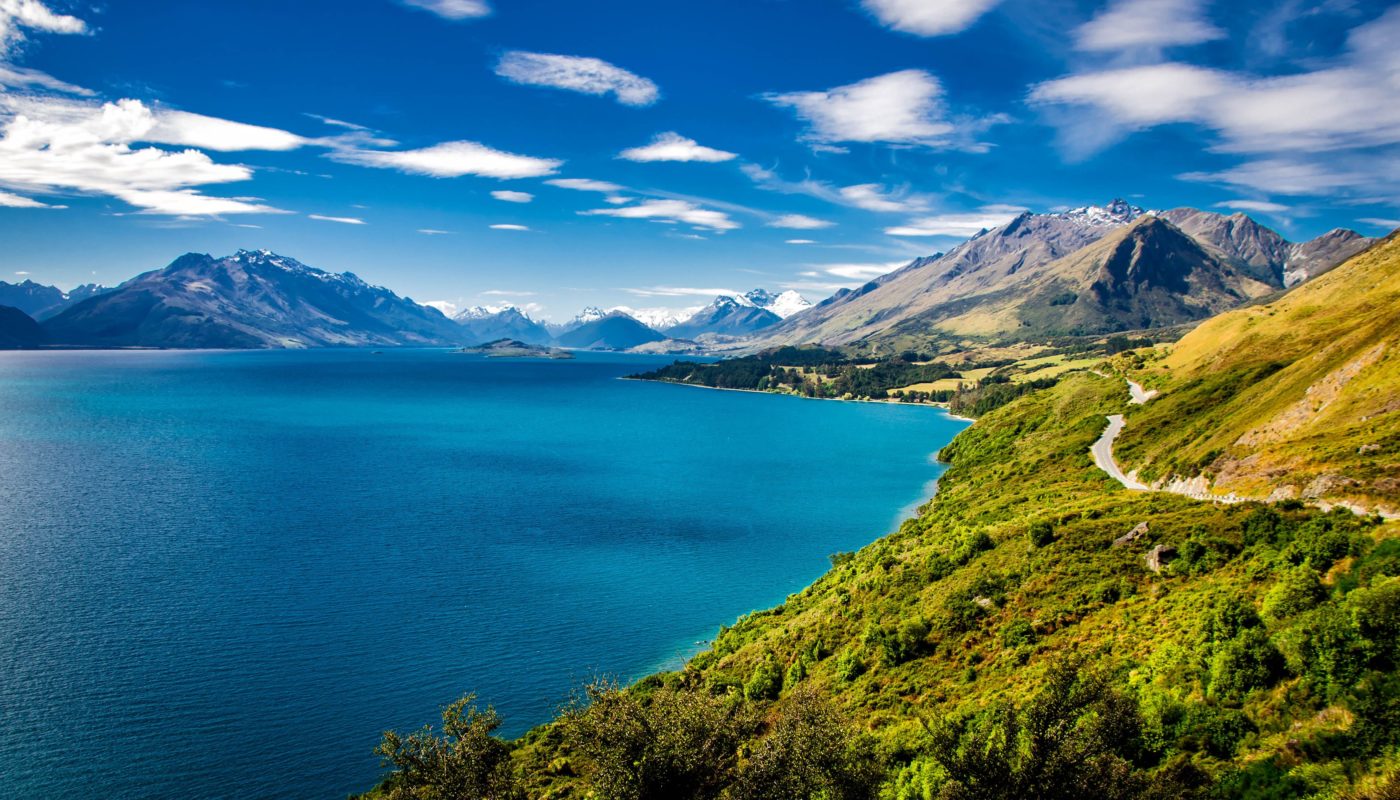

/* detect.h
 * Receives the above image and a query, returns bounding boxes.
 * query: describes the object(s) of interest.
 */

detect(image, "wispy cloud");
[839,183,931,213]
[860,0,1000,36]
[0,0,88,59]
[884,205,1025,237]
[581,199,739,232]
[1075,0,1224,53]
[766,70,954,147]
[618,132,736,162]
[329,140,562,179]
[817,261,907,280]
[490,223,530,231]
[623,286,741,298]
[767,213,834,230]
[398,0,490,20]
[742,164,935,214]
[0,96,296,215]
[491,189,533,203]
[496,51,659,107]
[1358,218,1400,230]
[0,190,63,208]
[1032,7,1400,197]
[546,177,624,193]
[309,214,365,224]
[1214,199,1289,213]
[417,228,454,235]
[785,239,817,245]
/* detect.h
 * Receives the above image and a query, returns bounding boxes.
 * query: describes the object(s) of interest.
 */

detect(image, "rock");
[973,596,995,609]
[1145,545,1176,573]
[1113,521,1150,547]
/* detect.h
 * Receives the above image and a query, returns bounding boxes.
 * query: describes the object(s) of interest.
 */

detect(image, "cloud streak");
[496,51,659,107]
[618,132,736,162]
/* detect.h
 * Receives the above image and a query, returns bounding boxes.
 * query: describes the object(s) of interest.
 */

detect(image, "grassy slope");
[1114,232,1400,514]
[493,371,1398,798]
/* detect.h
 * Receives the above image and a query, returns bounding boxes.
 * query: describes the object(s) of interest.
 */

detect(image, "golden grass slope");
[1116,231,1400,515]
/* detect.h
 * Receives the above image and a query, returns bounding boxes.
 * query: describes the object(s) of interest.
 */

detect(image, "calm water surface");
[0,349,967,799]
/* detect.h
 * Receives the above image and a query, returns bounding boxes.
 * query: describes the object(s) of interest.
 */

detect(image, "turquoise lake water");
[0,348,968,799]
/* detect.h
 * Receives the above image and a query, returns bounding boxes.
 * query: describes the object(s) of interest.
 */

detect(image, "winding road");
[1090,413,1152,491]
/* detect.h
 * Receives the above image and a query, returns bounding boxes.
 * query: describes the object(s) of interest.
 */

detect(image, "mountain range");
[753,201,1373,350]
[42,250,465,349]
[0,279,109,320]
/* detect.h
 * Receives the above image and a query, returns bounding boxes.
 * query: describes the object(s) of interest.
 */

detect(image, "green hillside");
[357,239,1400,800]
[1114,231,1400,517]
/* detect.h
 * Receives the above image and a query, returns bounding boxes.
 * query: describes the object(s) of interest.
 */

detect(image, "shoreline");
[622,375,975,420]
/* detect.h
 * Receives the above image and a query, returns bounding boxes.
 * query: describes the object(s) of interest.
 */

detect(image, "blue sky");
[0,0,1397,319]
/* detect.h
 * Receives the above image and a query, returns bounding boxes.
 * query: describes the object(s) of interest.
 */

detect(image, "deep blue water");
[0,349,967,799]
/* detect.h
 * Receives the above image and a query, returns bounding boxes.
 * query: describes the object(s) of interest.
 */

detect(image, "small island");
[456,338,575,359]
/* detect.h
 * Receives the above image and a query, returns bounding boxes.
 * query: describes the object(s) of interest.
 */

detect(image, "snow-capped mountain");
[744,288,812,319]
[452,303,552,345]
[610,305,701,330]
[666,294,782,339]
[1055,198,1148,227]
[42,249,467,349]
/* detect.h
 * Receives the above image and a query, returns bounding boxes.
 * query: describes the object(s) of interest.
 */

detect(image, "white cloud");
[0,64,91,95]
[818,261,906,280]
[0,0,88,59]
[417,228,453,235]
[767,213,834,230]
[491,189,533,203]
[618,132,736,162]
[623,286,741,298]
[1358,217,1400,230]
[884,206,1026,237]
[309,214,365,224]
[1075,0,1225,52]
[581,199,738,231]
[423,300,458,316]
[546,177,625,192]
[496,51,659,107]
[330,140,562,179]
[785,239,817,245]
[766,69,954,146]
[481,290,536,296]
[399,0,490,20]
[1214,199,1289,213]
[838,183,931,213]
[1033,7,1400,196]
[0,189,60,207]
[861,0,1000,36]
[14,269,28,275]
[0,97,293,215]
[148,109,308,151]
[490,223,530,231]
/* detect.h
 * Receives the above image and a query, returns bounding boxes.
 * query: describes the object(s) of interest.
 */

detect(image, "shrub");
[1209,628,1286,701]
[744,659,783,701]
[1263,567,1327,622]
[1029,520,1056,547]
[835,648,866,682]
[371,695,522,800]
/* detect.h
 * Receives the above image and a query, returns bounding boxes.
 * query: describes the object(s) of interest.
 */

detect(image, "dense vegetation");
[359,370,1400,799]
[631,347,960,400]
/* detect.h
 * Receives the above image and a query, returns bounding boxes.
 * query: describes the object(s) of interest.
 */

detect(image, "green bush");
[1262,567,1327,622]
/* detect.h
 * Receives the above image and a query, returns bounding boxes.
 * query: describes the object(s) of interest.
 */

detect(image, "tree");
[371,695,522,800]
[726,688,883,800]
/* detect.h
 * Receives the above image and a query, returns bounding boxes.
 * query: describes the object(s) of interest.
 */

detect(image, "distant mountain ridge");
[0,305,43,348]
[753,202,1373,349]
[42,250,465,349]
[0,279,109,320]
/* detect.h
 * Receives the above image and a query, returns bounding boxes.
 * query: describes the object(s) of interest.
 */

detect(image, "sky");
[0,0,1397,320]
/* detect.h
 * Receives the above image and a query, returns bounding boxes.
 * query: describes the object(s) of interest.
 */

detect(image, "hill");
[41,250,465,349]
[666,295,782,339]
[553,311,665,350]
[356,236,1400,799]
[455,306,553,346]
[0,305,43,348]
[1114,230,1400,516]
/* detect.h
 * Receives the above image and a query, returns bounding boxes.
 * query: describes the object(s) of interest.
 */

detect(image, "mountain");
[665,295,782,339]
[1159,209,1374,287]
[42,250,466,349]
[743,288,812,319]
[0,305,43,348]
[1116,229,1399,515]
[0,280,109,320]
[552,311,665,350]
[945,215,1278,338]
[453,305,552,346]
[609,305,700,331]
[754,201,1368,349]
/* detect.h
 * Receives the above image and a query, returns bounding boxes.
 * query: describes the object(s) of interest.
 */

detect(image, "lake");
[0,348,968,798]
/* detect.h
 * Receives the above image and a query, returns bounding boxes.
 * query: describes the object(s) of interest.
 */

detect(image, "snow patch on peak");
[454,303,525,322]
[1056,199,1148,227]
